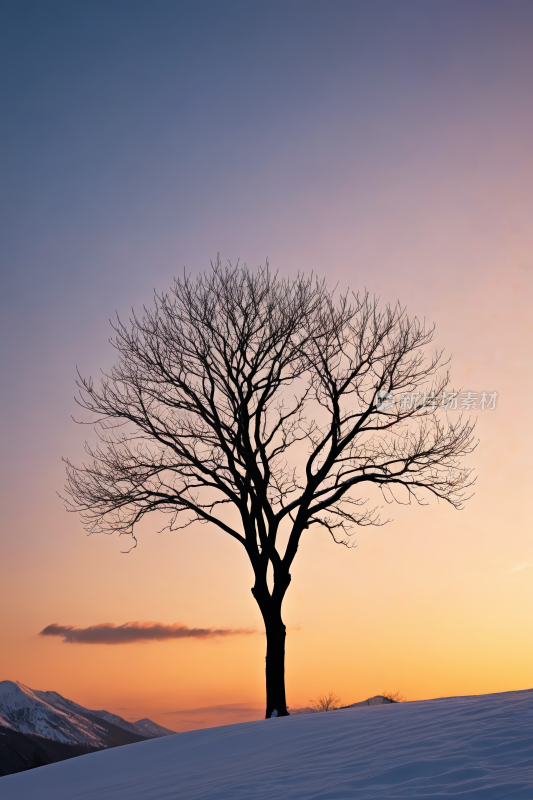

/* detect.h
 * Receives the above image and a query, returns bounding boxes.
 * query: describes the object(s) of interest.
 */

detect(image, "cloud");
[506,563,532,574]
[161,703,264,730]
[39,621,257,644]
[163,704,262,717]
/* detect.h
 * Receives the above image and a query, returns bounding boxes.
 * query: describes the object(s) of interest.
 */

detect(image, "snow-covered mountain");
[1,687,532,799]
[0,681,175,747]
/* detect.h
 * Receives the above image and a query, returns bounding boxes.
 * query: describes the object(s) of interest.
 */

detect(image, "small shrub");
[382,689,405,703]
[309,692,342,712]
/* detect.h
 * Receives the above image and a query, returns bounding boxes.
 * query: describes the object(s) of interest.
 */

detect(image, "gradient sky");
[1,0,533,732]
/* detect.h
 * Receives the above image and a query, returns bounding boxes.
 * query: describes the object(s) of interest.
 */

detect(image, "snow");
[0,681,170,746]
[0,681,109,746]
[88,709,148,737]
[347,694,394,707]
[133,718,177,738]
[2,688,533,799]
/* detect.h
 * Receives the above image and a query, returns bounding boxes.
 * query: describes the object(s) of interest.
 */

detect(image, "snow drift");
[2,687,532,799]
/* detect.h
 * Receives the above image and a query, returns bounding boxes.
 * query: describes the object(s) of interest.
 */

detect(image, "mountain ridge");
[0,680,176,776]
[0,681,175,744]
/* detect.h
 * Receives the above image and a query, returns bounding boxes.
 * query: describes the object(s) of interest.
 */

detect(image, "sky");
[1,0,533,732]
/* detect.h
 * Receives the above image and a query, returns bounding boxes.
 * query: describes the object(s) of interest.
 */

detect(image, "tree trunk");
[252,581,290,718]
[264,611,289,718]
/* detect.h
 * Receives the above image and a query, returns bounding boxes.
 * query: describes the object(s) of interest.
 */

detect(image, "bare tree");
[64,259,476,719]
[310,692,342,712]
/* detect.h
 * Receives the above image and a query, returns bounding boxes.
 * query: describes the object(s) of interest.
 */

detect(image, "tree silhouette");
[64,260,476,718]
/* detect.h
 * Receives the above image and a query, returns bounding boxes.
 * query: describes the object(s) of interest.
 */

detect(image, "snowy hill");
[2,687,532,799]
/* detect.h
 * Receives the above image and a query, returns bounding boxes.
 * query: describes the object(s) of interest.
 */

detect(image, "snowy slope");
[0,714,14,730]
[87,710,149,737]
[2,688,532,799]
[0,682,113,746]
[33,689,174,738]
[0,682,174,747]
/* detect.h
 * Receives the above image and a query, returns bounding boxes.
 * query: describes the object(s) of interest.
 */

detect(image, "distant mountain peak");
[0,681,111,746]
[0,681,174,748]
[133,718,177,737]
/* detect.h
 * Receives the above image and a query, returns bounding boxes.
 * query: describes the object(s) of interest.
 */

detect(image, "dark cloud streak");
[163,704,262,717]
[39,621,257,644]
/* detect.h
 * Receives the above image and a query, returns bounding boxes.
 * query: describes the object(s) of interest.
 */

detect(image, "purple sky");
[1,1,533,728]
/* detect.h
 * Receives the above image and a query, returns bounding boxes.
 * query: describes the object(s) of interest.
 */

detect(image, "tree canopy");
[64,260,476,717]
